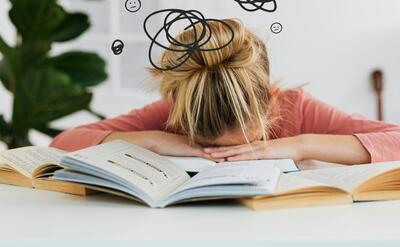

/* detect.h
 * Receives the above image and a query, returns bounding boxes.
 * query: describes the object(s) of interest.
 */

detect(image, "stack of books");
[1,140,400,210]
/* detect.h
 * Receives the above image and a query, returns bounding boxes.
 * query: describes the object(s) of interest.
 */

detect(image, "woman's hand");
[103,131,217,160]
[204,136,304,162]
[204,134,371,165]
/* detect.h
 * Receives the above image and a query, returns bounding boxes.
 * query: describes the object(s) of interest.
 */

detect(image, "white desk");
[1,184,400,247]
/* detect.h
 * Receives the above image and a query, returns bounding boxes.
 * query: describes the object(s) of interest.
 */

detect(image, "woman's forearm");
[102,131,156,150]
[300,134,371,165]
[102,130,212,158]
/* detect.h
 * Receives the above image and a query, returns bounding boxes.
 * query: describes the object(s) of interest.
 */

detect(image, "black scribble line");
[124,153,169,179]
[111,39,124,55]
[107,159,154,186]
[143,9,235,71]
[234,0,277,13]
[125,0,141,13]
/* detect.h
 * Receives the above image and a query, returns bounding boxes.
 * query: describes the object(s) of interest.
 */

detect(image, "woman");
[51,19,400,165]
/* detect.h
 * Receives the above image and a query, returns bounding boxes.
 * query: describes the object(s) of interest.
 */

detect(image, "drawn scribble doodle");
[143,9,235,71]
[270,22,282,34]
[125,0,141,13]
[234,0,277,12]
[111,39,124,55]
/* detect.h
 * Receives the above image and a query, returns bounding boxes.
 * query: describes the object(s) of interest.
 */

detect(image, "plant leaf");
[51,13,90,42]
[18,40,51,65]
[49,51,107,87]
[9,0,65,42]
[0,37,21,93]
[12,67,93,130]
[9,0,89,43]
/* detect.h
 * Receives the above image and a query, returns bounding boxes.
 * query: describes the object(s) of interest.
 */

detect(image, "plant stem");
[0,36,11,58]
[7,131,32,149]
[34,125,63,138]
[87,108,106,120]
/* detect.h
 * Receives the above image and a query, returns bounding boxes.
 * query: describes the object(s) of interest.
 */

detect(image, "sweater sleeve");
[297,89,400,163]
[50,99,171,151]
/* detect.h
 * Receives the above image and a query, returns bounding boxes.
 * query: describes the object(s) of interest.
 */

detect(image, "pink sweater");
[50,89,400,163]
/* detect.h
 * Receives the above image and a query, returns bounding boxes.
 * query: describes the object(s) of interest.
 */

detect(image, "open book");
[0,146,90,195]
[165,156,298,173]
[242,161,400,210]
[54,140,281,208]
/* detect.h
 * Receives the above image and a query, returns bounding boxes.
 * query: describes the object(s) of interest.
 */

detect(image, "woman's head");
[150,19,274,146]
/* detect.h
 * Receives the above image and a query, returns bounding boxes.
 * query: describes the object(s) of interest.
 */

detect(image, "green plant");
[0,0,107,149]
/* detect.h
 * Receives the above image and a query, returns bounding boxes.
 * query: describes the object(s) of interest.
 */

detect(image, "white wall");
[0,0,400,149]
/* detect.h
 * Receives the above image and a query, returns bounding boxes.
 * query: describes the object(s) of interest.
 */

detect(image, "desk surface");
[1,184,400,246]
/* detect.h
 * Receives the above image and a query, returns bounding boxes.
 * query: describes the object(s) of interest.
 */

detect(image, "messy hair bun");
[150,19,273,143]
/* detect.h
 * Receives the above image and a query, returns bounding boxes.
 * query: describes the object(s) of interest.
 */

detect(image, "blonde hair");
[150,19,273,144]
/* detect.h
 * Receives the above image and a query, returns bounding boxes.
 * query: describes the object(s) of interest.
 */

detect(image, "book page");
[0,158,8,167]
[164,157,298,173]
[0,147,64,178]
[275,174,331,194]
[224,159,298,173]
[293,162,400,192]
[164,156,216,172]
[0,163,11,170]
[296,160,345,171]
[174,163,281,193]
[65,140,190,202]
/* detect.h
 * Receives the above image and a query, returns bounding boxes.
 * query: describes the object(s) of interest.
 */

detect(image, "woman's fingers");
[213,158,226,163]
[208,145,255,159]
[185,146,226,162]
[188,146,210,157]
[206,142,265,159]
[195,151,225,163]
[204,146,229,153]
[227,151,260,161]
[204,143,248,153]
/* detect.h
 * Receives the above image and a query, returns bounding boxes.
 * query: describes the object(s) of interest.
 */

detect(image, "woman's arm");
[50,99,171,151]
[206,89,400,164]
[103,130,216,160]
[299,134,371,165]
[50,99,214,159]
[300,134,370,164]
[204,134,370,164]
[298,89,400,163]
